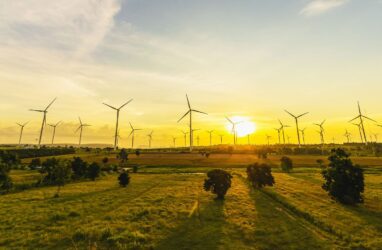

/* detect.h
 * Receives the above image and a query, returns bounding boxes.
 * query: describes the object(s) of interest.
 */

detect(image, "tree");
[119,149,128,163]
[118,171,130,187]
[51,161,72,197]
[29,158,41,170]
[247,163,275,189]
[0,162,13,193]
[70,157,88,179]
[322,148,364,205]
[87,162,101,181]
[203,169,232,200]
[280,156,293,172]
[102,157,109,165]
[135,149,141,157]
[40,158,60,184]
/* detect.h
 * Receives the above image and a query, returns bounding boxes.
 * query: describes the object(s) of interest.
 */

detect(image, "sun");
[226,116,256,137]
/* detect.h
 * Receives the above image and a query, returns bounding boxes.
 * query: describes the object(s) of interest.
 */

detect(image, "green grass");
[1,153,382,249]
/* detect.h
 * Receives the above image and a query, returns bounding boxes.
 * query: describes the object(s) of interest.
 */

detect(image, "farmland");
[1,152,382,249]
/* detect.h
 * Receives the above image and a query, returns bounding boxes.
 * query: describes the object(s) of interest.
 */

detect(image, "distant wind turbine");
[207,130,214,146]
[219,134,224,144]
[274,127,282,144]
[181,130,188,147]
[76,117,91,146]
[48,121,61,145]
[29,98,57,148]
[172,137,177,148]
[278,120,290,145]
[226,117,242,145]
[299,127,307,145]
[351,122,364,143]
[177,95,207,151]
[313,120,326,145]
[128,122,142,149]
[16,121,29,146]
[349,101,376,145]
[285,110,309,147]
[266,134,271,145]
[147,131,153,148]
[103,99,133,150]
[344,130,351,143]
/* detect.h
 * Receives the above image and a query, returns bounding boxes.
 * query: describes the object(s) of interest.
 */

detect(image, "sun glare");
[226,116,256,137]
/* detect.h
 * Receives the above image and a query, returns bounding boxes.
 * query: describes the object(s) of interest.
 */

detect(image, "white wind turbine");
[16,121,29,146]
[285,110,309,147]
[48,121,61,145]
[76,117,91,146]
[128,122,142,149]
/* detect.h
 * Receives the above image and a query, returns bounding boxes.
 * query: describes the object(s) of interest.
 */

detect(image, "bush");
[51,161,72,197]
[118,171,130,187]
[0,162,13,193]
[135,150,141,157]
[102,157,109,165]
[119,149,128,163]
[280,156,293,172]
[247,163,275,188]
[133,165,138,173]
[322,148,364,205]
[87,162,101,181]
[203,169,232,200]
[29,158,41,170]
[71,157,88,179]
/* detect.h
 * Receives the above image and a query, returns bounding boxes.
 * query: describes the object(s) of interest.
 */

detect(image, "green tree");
[118,171,130,187]
[203,169,232,200]
[322,148,364,204]
[247,163,275,189]
[51,161,72,197]
[70,157,88,179]
[280,156,293,172]
[87,162,101,181]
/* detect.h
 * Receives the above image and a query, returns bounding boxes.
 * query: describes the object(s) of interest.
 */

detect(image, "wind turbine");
[177,95,207,152]
[313,120,326,145]
[374,133,379,143]
[285,110,309,147]
[128,122,142,149]
[274,127,281,144]
[219,134,224,144]
[207,130,214,146]
[278,120,290,145]
[181,130,188,147]
[266,134,271,145]
[349,101,376,145]
[29,98,57,148]
[147,131,153,148]
[352,122,364,143]
[226,117,242,145]
[48,121,61,145]
[344,130,351,143]
[16,121,29,146]
[197,135,200,146]
[299,127,307,145]
[76,117,91,146]
[103,99,133,150]
[172,137,177,148]
[247,134,251,145]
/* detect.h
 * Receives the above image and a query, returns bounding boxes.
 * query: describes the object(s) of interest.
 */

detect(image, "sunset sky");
[1,0,382,147]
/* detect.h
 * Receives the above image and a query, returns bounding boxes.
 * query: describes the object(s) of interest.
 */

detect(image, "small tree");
[102,157,109,165]
[203,169,232,200]
[135,149,141,157]
[119,149,128,164]
[247,163,275,189]
[322,149,364,205]
[51,161,72,197]
[280,156,293,172]
[70,157,88,179]
[0,162,13,193]
[29,158,41,170]
[87,162,101,181]
[118,171,130,187]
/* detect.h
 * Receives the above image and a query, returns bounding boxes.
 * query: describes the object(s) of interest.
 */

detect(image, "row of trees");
[203,148,364,205]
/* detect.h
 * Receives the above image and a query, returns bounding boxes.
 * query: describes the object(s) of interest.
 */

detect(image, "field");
[1,153,382,249]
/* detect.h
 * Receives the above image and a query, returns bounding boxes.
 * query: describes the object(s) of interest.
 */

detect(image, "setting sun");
[226,116,256,137]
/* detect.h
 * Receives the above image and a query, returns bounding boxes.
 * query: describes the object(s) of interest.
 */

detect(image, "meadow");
[1,152,382,249]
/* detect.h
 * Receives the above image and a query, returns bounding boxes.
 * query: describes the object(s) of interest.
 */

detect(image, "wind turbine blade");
[129,122,134,130]
[284,110,296,118]
[278,119,283,126]
[78,117,82,125]
[226,117,234,124]
[29,109,45,112]
[177,111,190,123]
[321,119,326,126]
[75,126,81,133]
[297,112,309,118]
[363,115,377,123]
[23,121,30,126]
[349,115,360,122]
[186,94,191,109]
[127,130,134,139]
[119,99,133,109]
[102,103,117,110]
[16,123,22,127]
[56,121,62,126]
[192,110,208,115]
[45,98,57,111]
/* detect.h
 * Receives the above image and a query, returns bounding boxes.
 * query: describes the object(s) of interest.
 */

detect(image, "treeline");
[0,147,75,159]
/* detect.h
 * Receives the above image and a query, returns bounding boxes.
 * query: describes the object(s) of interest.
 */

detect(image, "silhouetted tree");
[322,148,364,205]
[118,171,130,187]
[280,156,293,172]
[203,169,232,200]
[0,161,13,193]
[135,149,141,157]
[247,163,275,189]
[70,157,88,179]
[87,162,101,181]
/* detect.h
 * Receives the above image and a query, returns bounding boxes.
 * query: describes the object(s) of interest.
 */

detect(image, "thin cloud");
[300,0,349,17]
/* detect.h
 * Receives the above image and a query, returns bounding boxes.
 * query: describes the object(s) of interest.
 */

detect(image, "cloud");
[300,0,349,17]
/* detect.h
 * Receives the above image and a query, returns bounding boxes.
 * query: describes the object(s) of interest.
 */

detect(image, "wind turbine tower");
[48,121,61,145]
[76,117,91,146]
[285,110,309,147]
[313,120,326,145]
[278,120,290,145]
[128,122,142,149]
[16,121,29,146]
[207,130,214,146]
[349,102,376,145]
[147,131,153,148]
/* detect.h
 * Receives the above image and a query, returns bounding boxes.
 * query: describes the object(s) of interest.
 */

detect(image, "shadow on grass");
[342,203,382,233]
[156,199,225,250]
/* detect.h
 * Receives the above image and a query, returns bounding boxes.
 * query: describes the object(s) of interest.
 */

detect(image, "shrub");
[247,163,275,189]
[322,148,364,205]
[102,157,109,165]
[118,171,130,187]
[135,149,141,157]
[87,162,101,181]
[203,169,232,200]
[29,158,41,170]
[51,161,72,197]
[119,149,128,163]
[133,165,138,173]
[0,162,13,193]
[71,157,88,179]
[280,156,293,172]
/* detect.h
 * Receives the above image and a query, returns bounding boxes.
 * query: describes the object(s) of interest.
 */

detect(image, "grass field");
[2,153,382,249]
